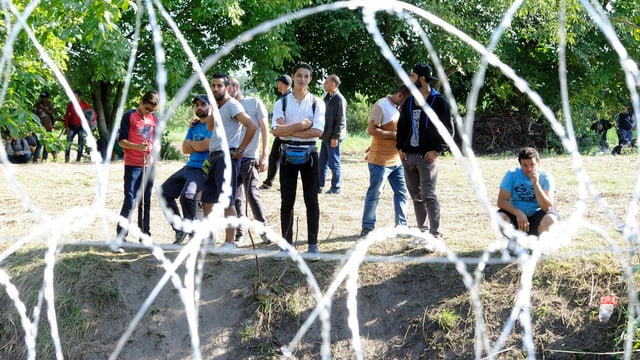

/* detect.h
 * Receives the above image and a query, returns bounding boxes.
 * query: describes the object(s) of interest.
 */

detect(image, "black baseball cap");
[412,62,438,81]
[192,94,210,105]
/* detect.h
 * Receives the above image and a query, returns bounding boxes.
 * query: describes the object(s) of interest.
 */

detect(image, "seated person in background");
[6,136,33,164]
[497,147,558,237]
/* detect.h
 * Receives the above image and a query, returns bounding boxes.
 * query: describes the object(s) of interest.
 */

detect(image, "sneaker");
[219,242,236,250]
[260,233,273,245]
[173,230,188,245]
[407,237,428,249]
[111,247,125,254]
[234,236,248,247]
[259,183,272,190]
[395,225,411,238]
[359,228,372,237]
[325,188,341,194]
[423,243,436,254]
[274,249,289,261]
[307,244,320,262]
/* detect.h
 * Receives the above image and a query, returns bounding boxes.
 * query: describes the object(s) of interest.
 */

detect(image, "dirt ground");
[0,152,636,359]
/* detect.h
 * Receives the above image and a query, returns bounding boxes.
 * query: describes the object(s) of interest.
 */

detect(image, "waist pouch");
[202,150,224,175]
[281,144,316,165]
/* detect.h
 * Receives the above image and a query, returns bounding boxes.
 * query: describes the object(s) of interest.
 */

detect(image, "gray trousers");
[402,152,441,234]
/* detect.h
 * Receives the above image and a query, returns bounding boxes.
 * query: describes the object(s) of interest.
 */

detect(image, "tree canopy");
[1,0,639,153]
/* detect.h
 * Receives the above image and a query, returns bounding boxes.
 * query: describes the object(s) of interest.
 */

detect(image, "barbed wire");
[1,1,639,360]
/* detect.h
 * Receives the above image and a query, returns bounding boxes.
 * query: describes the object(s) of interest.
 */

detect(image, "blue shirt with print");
[500,167,554,217]
[185,121,211,168]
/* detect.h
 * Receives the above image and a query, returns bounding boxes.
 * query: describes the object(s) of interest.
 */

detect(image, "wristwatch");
[237,148,245,155]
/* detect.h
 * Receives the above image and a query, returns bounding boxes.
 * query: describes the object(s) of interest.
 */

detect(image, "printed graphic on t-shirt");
[514,183,535,202]
[139,124,154,140]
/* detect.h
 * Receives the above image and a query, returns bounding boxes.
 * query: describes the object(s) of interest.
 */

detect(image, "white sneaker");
[407,237,428,249]
[394,225,411,238]
[234,237,248,247]
[274,249,289,261]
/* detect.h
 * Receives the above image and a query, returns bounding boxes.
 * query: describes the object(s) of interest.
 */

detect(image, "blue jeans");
[403,153,441,234]
[65,125,85,162]
[116,165,154,238]
[361,163,409,230]
[317,139,342,191]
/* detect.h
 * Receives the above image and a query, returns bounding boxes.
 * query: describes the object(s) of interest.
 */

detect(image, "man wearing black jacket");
[396,62,452,249]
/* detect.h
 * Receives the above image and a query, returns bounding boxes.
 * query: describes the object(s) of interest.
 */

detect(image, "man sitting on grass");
[497,147,559,242]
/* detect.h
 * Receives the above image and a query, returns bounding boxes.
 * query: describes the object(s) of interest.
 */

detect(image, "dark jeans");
[65,126,85,162]
[279,151,319,245]
[317,139,343,191]
[116,165,154,238]
[263,137,282,187]
[235,158,268,239]
[161,166,206,232]
[8,153,32,164]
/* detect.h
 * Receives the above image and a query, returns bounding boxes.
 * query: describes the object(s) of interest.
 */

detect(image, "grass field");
[1,148,639,359]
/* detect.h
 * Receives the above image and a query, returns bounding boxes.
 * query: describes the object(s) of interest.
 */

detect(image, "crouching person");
[497,147,558,240]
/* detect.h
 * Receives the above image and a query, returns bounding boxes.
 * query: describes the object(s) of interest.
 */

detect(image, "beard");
[213,92,224,101]
[414,78,423,89]
[195,109,208,118]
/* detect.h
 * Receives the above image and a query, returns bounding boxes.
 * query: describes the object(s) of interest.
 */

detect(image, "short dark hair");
[142,90,159,106]
[293,61,313,75]
[518,147,539,163]
[395,84,410,96]
[212,73,229,86]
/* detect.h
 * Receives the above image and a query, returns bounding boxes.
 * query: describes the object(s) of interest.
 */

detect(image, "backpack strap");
[282,94,317,120]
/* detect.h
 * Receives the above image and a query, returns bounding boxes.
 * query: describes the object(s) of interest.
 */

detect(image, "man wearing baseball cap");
[160,94,213,244]
[260,74,292,190]
[396,62,453,252]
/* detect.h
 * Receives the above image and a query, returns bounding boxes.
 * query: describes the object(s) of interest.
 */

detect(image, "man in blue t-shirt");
[497,147,558,236]
[160,94,212,244]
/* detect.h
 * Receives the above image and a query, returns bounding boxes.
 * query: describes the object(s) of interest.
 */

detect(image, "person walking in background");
[115,90,159,245]
[5,135,32,164]
[31,91,55,162]
[63,90,96,162]
[497,147,558,240]
[271,61,325,258]
[201,73,257,250]
[612,104,635,155]
[396,62,453,251]
[227,76,271,246]
[318,74,347,194]
[360,85,411,237]
[160,94,212,245]
[260,74,292,191]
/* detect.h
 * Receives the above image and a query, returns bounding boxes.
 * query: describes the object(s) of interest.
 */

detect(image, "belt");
[282,140,316,145]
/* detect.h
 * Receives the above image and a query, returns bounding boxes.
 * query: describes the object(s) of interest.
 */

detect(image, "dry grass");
[1,151,639,358]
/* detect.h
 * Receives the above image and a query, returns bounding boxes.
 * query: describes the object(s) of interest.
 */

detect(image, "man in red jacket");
[63,90,96,162]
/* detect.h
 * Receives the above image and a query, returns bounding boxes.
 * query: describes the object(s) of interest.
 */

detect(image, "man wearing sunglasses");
[115,90,159,249]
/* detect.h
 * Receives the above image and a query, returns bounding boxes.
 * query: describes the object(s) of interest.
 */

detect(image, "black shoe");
[359,228,372,237]
[173,230,188,245]
[325,188,341,194]
[259,183,272,190]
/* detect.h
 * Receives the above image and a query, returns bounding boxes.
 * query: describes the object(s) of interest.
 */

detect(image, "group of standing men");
[113,60,558,255]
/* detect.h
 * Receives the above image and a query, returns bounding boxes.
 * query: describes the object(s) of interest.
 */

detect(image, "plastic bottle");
[598,295,618,323]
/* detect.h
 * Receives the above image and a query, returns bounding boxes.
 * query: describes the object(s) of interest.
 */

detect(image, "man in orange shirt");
[360,85,410,237]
